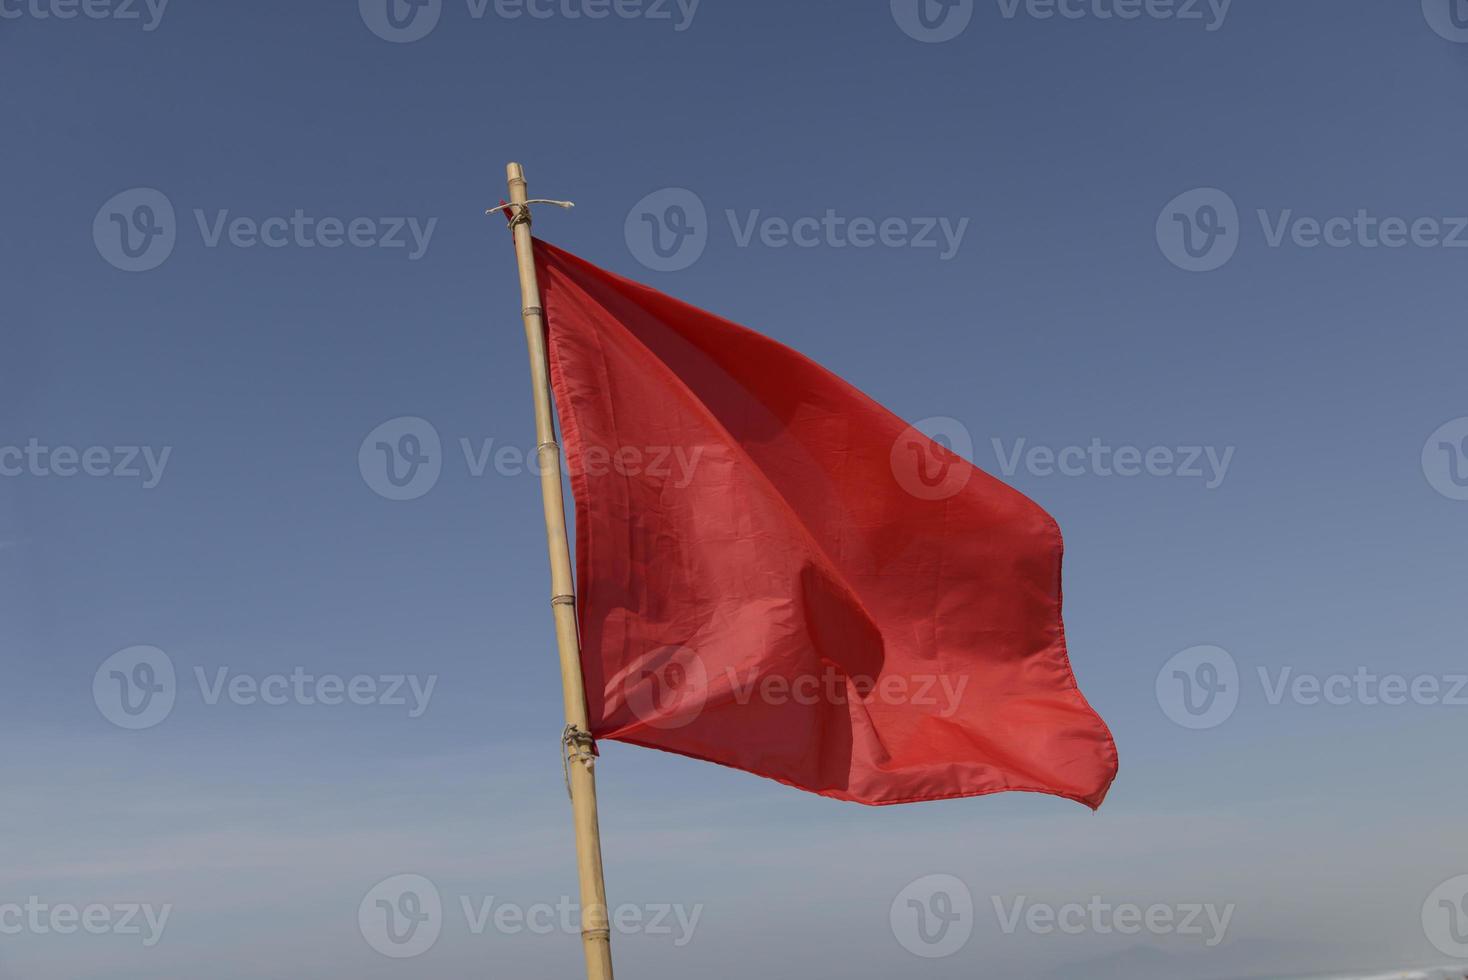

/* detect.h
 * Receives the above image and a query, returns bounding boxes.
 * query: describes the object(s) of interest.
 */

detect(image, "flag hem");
[604,732,1114,810]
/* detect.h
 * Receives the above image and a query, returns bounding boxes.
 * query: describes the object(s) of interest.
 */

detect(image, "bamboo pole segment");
[503,161,615,980]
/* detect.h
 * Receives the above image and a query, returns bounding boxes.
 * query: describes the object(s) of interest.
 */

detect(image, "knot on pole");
[487,199,576,231]
[561,724,597,799]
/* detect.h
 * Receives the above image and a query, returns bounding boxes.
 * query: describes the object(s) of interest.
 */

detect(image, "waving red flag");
[537,239,1117,808]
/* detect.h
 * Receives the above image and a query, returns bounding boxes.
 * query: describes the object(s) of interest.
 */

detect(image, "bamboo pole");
[504,161,615,980]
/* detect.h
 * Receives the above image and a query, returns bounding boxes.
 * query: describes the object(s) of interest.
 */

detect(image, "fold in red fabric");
[536,239,1117,808]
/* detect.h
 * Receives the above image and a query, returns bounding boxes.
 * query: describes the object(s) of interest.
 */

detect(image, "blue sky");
[3,1,1468,977]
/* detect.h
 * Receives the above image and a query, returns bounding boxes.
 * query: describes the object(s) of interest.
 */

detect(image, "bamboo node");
[551,593,575,607]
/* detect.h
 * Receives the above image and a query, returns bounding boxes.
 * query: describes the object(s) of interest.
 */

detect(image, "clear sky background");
[3,1,1468,977]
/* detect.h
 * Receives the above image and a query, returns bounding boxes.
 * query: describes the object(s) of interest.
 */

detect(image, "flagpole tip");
[507,162,525,183]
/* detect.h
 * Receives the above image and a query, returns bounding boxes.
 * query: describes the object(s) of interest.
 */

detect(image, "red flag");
[536,239,1118,809]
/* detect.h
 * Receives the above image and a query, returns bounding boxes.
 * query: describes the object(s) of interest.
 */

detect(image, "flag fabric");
[534,238,1118,809]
